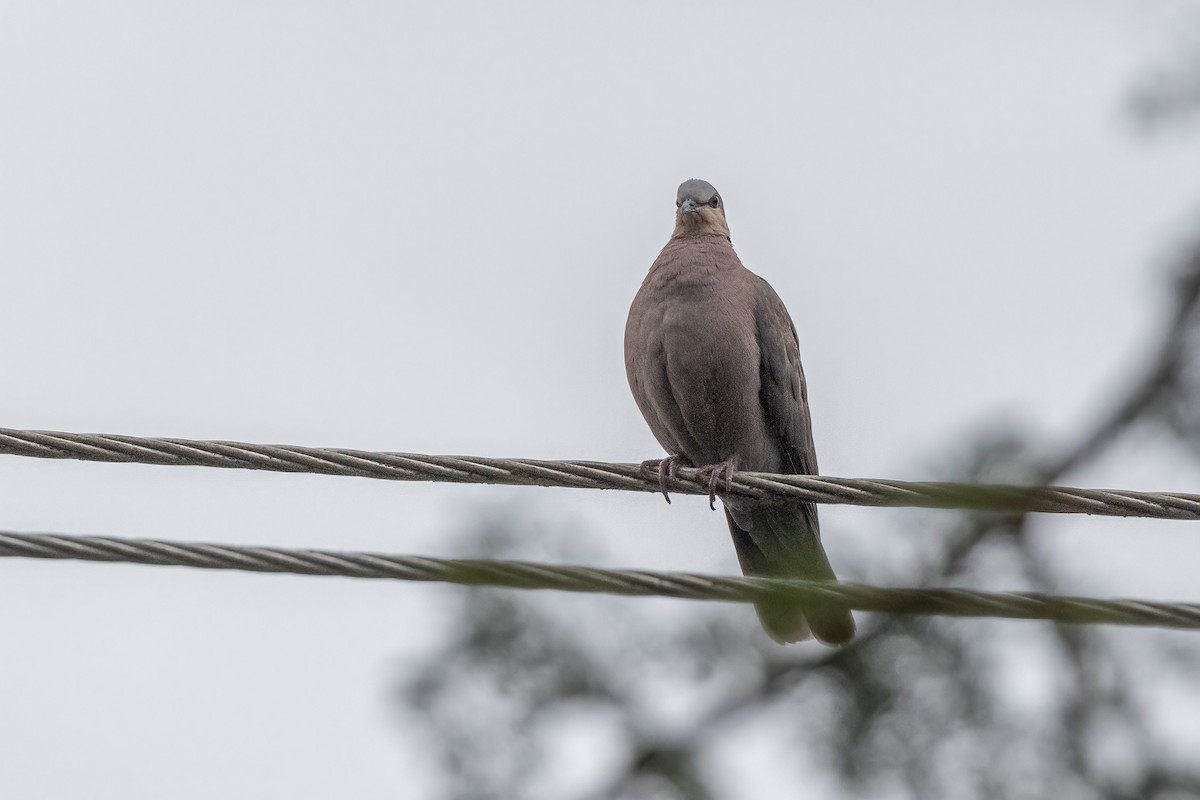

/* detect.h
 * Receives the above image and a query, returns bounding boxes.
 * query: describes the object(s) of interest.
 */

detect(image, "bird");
[623,178,855,645]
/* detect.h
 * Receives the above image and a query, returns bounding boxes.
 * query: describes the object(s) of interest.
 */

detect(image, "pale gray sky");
[3,2,1200,797]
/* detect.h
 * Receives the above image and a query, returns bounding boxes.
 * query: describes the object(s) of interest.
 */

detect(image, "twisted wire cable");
[2,427,1200,518]
[1,530,1197,629]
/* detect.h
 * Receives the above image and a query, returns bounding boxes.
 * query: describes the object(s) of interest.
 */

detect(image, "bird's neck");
[670,227,732,243]
[653,236,744,289]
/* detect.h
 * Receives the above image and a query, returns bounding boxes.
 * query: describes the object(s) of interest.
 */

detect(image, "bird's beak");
[680,199,698,214]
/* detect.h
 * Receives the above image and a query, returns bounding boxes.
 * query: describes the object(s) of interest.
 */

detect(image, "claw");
[640,456,682,504]
[699,459,737,510]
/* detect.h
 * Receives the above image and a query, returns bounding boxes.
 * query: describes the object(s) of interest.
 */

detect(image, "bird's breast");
[627,261,767,467]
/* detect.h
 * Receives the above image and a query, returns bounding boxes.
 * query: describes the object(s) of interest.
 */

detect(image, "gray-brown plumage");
[624,179,855,645]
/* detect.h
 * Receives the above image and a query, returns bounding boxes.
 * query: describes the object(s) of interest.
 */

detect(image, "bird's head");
[673,178,730,240]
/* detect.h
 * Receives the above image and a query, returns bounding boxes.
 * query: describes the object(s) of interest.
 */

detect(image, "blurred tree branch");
[1129,32,1200,132]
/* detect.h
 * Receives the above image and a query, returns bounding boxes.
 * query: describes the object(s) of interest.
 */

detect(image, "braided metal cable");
[1,530,1197,629]
[2,427,1200,518]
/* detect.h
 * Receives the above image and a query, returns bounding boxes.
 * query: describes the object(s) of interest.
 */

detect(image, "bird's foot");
[640,456,683,504]
[698,459,737,510]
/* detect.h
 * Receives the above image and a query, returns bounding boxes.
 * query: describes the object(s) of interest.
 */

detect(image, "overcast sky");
[3,2,1200,798]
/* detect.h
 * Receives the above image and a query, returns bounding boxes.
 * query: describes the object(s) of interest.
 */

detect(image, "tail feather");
[724,502,855,646]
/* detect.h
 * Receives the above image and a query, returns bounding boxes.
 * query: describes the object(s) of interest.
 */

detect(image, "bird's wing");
[752,275,819,477]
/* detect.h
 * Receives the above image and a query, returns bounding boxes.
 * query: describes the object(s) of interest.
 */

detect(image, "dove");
[624,179,855,645]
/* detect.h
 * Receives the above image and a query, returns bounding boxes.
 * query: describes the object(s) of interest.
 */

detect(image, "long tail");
[723,501,855,645]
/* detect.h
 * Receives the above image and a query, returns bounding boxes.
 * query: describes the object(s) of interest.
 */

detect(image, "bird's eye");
[709,197,720,207]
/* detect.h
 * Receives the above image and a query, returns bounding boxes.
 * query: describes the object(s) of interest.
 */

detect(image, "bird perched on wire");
[624,179,855,645]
